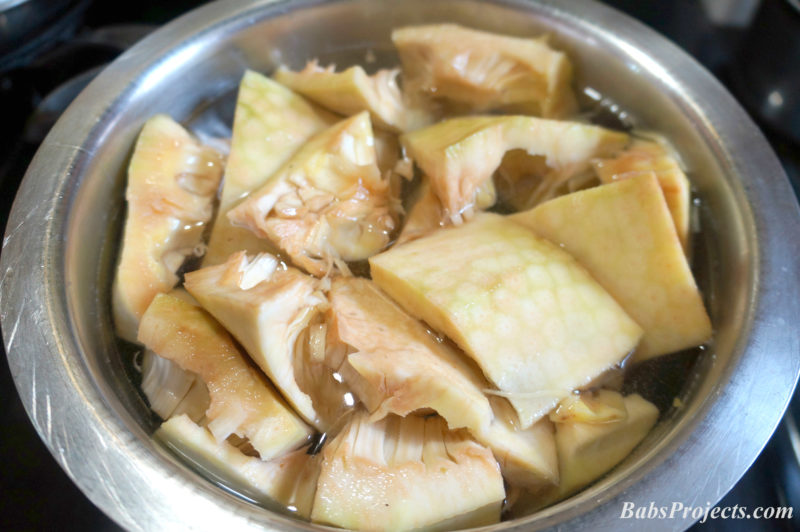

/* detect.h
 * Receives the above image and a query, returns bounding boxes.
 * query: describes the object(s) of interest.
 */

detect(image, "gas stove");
[0,1,797,530]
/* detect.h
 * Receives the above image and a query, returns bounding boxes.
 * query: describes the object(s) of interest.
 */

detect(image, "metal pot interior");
[5,0,799,530]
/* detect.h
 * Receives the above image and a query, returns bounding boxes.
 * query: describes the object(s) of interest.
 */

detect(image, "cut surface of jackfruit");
[473,397,559,488]
[511,173,711,360]
[401,115,628,224]
[326,277,493,432]
[370,213,643,429]
[112,114,224,342]
[495,148,601,211]
[184,252,349,430]
[592,138,691,253]
[274,61,433,133]
[203,70,336,266]
[554,393,659,498]
[138,293,311,461]
[140,348,209,421]
[311,411,505,531]
[392,24,577,117]
[157,415,320,519]
[227,111,397,276]
[397,176,497,244]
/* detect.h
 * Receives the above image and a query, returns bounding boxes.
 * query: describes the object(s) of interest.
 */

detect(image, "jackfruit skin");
[311,411,505,531]
[511,173,711,360]
[204,70,337,266]
[113,114,223,343]
[392,24,577,118]
[138,293,312,462]
[370,213,642,429]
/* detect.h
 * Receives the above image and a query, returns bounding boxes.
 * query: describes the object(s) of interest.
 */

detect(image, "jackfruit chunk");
[511,173,711,360]
[157,415,320,519]
[397,177,497,245]
[112,114,223,342]
[140,349,209,421]
[392,24,577,118]
[554,393,659,497]
[549,389,627,425]
[204,70,336,266]
[327,277,492,432]
[274,61,433,133]
[138,293,311,461]
[474,397,559,488]
[227,111,397,276]
[401,115,628,222]
[370,213,643,429]
[495,149,600,211]
[311,411,505,531]
[184,252,348,430]
[592,139,691,253]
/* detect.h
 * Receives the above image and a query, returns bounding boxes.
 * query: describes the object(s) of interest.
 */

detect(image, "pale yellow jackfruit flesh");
[184,252,351,431]
[392,24,577,118]
[138,293,312,461]
[140,348,209,421]
[370,213,643,429]
[495,148,600,211]
[397,176,497,245]
[548,389,628,425]
[473,397,559,488]
[274,61,434,133]
[326,277,493,432]
[203,70,337,266]
[511,173,711,360]
[112,114,223,343]
[552,393,659,499]
[400,115,628,224]
[227,111,398,276]
[311,411,505,531]
[157,415,320,519]
[507,392,658,514]
[592,138,692,253]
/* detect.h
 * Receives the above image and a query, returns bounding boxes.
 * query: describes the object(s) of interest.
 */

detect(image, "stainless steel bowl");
[3,0,800,530]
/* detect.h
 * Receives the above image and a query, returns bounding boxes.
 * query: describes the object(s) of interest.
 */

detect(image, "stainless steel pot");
[2,0,800,530]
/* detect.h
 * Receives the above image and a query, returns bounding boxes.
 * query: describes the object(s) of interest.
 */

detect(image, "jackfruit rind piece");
[392,24,577,117]
[311,411,505,531]
[401,115,628,220]
[554,393,659,497]
[327,277,493,432]
[157,415,320,519]
[184,252,335,430]
[592,138,692,253]
[474,397,559,488]
[274,61,434,133]
[112,114,223,343]
[511,173,711,360]
[227,111,397,276]
[370,213,643,429]
[138,293,311,461]
[204,70,337,266]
